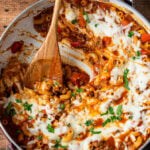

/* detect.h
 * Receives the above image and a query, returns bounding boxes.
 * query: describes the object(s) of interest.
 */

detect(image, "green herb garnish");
[110,115,122,122]
[95,24,98,27]
[83,11,90,23]
[11,109,16,116]
[47,124,55,133]
[37,135,43,140]
[17,130,21,134]
[116,105,123,116]
[132,56,136,60]
[76,88,83,93]
[15,99,22,103]
[123,69,130,90]
[128,31,134,37]
[59,104,65,110]
[67,123,71,127]
[71,20,78,24]
[108,106,114,115]
[85,120,93,126]
[100,111,108,116]
[54,82,59,86]
[90,127,101,134]
[136,51,141,57]
[102,118,111,127]
[129,115,133,119]
[28,116,33,120]
[54,139,68,149]
[6,102,12,115]
[71,92,76,98]
[24,102,33,112]
[60,145,68,149]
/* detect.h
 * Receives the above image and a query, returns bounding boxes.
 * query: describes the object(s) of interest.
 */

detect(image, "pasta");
[0,0,150,150]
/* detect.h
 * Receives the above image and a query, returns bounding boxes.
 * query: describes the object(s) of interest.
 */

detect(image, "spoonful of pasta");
[24,0,62,89]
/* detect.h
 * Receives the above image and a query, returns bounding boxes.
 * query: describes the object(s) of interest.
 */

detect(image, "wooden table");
[0,0,149,149]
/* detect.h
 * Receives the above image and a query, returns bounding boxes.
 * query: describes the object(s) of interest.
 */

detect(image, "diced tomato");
[70,72,89,86]
[57,27,62,33]
[102,36,112,47]
[78,16,86,28]
[121,20,130,26]
[141,33,150,43]
[10,41,24,53]
[141,49,148,55]
[70,41,82,48]
[41,109,46,114]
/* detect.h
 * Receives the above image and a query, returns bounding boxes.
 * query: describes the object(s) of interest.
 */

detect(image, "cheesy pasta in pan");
[0,0,150,149]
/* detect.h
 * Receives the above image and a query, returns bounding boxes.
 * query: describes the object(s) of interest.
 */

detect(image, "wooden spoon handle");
[24,0,63,88]
[32,0,62,61]
[48,0,61,33]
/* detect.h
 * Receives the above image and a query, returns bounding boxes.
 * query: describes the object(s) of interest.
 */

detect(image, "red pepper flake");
[10,41,24,53]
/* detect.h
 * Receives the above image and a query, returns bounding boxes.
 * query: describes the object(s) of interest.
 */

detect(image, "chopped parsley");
[123,69,130,90]
[102,118,111,127]
[15,99,22,103]
[17,130,21,134]
[90,127,101,134]
[132,56,136,60]
[102,105,123,126]
[100,111,108,116]
[110,115,121,122]
[59,104,65,110]
[67,123,71,127]
[129,115,133,119]
[37,135,43,140]
[47,124,55,133]
[28,116,33,120]
[54,139,68,149]
[71,20,78,24]
[85,120,93,126]
[128,31,134,37]
[108,106,114,115]
[95,24,98,27]
[11,109,16,116]
[136,51,141,57]
[54,82,59,86]
[83,11,90,23]
[23,102,33,112]
[6,102,12,115]
[76,88,83,93]
[116,105,123,116]
[71,92,76,98]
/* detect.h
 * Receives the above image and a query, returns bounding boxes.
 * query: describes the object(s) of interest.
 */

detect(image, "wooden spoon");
[24,0,62,89]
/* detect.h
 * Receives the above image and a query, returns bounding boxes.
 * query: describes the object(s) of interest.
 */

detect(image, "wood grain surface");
[0,0,149,150]
[0,0,38,36]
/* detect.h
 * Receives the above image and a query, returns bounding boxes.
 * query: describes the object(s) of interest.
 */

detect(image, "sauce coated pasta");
[0,0,150,149]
